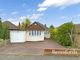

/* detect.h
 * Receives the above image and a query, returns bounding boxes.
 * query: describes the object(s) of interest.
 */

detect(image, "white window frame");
[29,30,41,36]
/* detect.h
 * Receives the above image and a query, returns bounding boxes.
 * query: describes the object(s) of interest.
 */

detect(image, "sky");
[0,0,80,27]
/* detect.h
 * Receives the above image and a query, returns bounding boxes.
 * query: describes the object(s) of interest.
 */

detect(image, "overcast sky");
[0,0,80,27]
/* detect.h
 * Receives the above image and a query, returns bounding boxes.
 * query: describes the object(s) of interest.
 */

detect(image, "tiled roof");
[3,21,19,30]
[27,21,49,31]
[3,21,49,31]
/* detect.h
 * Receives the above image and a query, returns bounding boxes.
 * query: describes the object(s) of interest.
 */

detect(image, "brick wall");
[44,49,80,56]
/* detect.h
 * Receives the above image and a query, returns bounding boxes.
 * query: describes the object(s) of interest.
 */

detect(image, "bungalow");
[3,21,50,43]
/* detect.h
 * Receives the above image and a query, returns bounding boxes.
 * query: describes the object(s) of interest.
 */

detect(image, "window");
[39,31,41,35]
[37,31,38,36]
[33,30,35,35]
[37,31,41,36]
[35,30,37,36]
[29,31,31,35]
[29,30,41,36]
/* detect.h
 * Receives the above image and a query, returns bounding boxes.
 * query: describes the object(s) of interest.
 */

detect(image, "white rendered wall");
[10,31,26,43]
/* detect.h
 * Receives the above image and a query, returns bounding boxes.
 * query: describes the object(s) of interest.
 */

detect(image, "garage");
[10,30,26,43]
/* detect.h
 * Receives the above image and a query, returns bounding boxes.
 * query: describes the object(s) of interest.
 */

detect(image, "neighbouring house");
[3,21,50,43]
[73,24,80,48]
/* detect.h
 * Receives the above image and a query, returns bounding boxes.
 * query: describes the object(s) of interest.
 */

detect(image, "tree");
[0,18,3,39]
[20,18,31,29]
[0,18,9,40]
[0,18,2,28]
[24,18,30,27]
[50,28,58,40]
[2,24,9,40]
[49,25,56,39]
[18,22,21,29]
[49,25,54,29]
[21,22,25,29]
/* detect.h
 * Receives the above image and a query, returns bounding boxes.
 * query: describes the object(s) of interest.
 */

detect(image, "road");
[0,55,79,60]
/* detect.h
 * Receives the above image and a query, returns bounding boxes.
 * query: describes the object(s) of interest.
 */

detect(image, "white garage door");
[10,31,26,43]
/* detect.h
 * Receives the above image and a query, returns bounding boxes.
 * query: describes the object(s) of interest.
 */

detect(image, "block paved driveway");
[0,39,64,55]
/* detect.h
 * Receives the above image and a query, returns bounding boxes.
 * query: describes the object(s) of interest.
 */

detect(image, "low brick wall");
[44,48,80,56]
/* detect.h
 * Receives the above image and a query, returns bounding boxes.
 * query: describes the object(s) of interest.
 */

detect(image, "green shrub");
[0,18,9,40]
[50,22,74,47]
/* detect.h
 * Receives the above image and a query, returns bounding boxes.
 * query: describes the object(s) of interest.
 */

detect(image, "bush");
[0,19,9,40]
[50,28,58,40]
[57,32,72,46]
[50,22,74,47]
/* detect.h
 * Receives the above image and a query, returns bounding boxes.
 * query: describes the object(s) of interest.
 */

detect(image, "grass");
[0,39,4,47]
[0,39,7,47]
